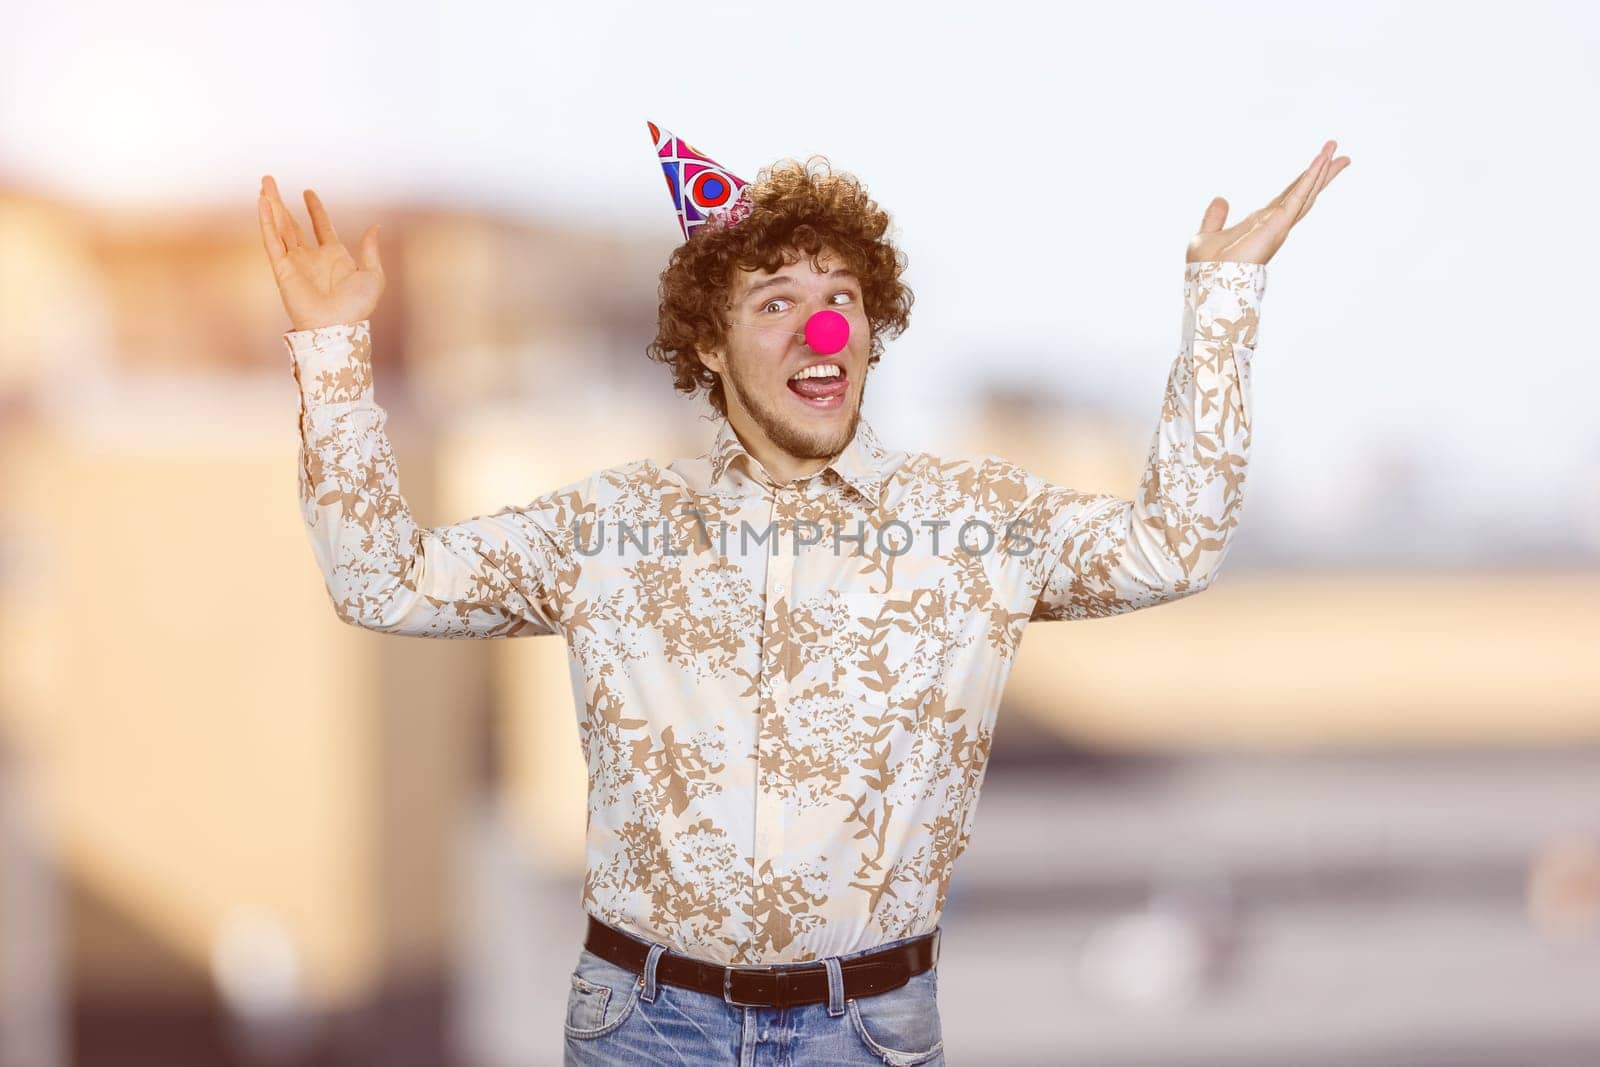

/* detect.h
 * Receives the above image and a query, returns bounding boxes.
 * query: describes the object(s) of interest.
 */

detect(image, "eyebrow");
[742,267,858,303]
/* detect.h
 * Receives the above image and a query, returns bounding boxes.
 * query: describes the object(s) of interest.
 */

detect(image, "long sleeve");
[285,318,575,638]
[1024,259,1268,621]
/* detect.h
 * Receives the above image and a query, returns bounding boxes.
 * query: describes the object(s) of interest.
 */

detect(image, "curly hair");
[646,155,914,420]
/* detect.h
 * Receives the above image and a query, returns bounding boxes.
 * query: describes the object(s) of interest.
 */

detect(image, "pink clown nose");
[804,309,850,355]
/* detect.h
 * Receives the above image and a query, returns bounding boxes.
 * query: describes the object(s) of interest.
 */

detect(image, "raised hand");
[257,175,385,332]
[1186,140,1351,266]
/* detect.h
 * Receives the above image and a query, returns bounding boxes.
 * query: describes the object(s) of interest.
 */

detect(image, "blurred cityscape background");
[2,2,1598,1065]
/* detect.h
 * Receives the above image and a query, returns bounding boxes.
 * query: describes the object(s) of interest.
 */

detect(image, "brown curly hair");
[646,155,914,420]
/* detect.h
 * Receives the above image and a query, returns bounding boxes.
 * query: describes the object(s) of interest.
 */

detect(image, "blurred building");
[0,183,700,1065]
[0,182,1597,1066]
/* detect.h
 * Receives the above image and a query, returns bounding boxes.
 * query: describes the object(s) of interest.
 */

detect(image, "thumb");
[1198,197,1228,234]
[358,224,383,276]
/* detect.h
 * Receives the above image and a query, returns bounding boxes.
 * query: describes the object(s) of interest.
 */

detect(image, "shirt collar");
[709,415,889,507]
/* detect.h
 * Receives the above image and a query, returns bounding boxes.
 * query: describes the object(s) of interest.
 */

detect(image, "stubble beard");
[724,358,866,462]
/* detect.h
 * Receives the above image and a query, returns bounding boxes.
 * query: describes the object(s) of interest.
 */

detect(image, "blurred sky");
[3,0,1597,556]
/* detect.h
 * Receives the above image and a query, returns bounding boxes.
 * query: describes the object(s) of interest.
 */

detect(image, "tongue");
[788,375,847,399]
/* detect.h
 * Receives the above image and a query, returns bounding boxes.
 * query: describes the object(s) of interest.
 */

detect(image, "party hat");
[647,120,753,240]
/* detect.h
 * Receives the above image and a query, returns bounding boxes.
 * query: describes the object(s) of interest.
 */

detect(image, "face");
[700,245,872,463]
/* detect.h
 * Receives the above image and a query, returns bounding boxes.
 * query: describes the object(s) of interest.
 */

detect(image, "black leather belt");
[583,915,940,1008]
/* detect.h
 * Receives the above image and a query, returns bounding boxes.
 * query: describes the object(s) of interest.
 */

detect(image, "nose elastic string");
[727,322,804,339]
[728,309,851,355]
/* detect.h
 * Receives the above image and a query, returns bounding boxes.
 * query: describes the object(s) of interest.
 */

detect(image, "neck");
[724,407,841,487]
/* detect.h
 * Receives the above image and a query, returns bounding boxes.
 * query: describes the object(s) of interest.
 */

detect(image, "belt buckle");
[723,963,784,1007]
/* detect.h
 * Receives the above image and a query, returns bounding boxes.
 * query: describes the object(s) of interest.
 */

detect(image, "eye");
[830,290,856,306]
[761,298,792,315]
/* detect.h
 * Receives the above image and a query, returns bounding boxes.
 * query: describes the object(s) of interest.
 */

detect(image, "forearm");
[1129,259,1267,587]
[284,320,554,637]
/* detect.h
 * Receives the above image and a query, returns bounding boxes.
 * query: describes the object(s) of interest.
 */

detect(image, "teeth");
[789,364,842,381]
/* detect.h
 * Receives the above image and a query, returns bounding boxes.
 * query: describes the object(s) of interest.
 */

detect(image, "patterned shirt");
[283,259,1267,965]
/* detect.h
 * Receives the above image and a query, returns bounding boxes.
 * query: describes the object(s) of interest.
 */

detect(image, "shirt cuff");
[1184,261,1267,346]
[284,319,375,407]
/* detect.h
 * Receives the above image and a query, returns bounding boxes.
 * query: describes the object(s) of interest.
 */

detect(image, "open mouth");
[786,362,848,411]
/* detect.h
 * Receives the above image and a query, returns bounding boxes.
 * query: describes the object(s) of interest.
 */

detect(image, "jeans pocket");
[563,948,642,1040]
[847,965,943,1066]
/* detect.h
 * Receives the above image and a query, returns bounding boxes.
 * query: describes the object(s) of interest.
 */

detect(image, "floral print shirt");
[282,259,1267,964]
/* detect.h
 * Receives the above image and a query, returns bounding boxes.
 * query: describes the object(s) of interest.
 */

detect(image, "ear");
[697,346,727,376]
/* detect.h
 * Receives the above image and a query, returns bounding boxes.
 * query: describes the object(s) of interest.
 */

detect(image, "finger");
[262,175,307,251]
[304,188,341,247]
[1278,143,1333,223]
[257,193,287,266]
[270,195,303,251]
[1293,156,1337,223]
[357,223,383,278]
[1293,156,1350,224]
[1265,157,1314,208]
[261,185,296,253]
[1269,141,1332,211]
[1198,196,1229,234]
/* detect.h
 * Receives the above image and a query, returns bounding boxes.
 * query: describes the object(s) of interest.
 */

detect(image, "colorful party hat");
[647,120,753,240]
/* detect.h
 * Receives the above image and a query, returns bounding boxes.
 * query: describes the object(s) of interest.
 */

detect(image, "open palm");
[1187,140,1351,266]
[257,175,385,332]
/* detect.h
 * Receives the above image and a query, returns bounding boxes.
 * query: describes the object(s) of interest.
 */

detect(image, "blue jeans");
[562,928,945,1066]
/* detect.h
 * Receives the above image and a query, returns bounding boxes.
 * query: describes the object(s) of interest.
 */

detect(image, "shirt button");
[762,873,774,884]
[773,583,785,595]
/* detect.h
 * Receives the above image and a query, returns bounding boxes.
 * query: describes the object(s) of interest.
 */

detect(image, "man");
[257,125,1348,1065]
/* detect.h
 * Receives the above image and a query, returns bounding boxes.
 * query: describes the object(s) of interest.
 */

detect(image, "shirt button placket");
[754,483,793,886]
